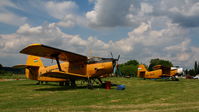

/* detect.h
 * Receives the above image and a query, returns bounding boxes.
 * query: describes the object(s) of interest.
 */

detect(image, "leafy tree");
[119,65,137,77]
[118,60,139,77]
[148,58,173,71]
[124,60,139,66]
[189,69,196,76]
[0,64,2,68]
[194,61,198,75]
[184,69,189,75]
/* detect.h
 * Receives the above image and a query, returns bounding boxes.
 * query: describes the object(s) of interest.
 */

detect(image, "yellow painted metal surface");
[20,43,87,62]
[25,55,67,82]
[137,64,178,79]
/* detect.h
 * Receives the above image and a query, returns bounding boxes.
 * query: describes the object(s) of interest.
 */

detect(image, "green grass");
[0,74,26,79]
[0,77,199,112]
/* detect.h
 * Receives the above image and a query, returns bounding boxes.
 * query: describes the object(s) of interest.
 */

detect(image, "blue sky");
[0,0,199,69]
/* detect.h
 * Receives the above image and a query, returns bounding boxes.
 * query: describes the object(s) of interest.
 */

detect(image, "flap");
[20,43,88,62]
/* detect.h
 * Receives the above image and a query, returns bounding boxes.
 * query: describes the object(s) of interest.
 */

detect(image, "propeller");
[110,52,113,58]
[110,53,120,74]
[99,52,120,73]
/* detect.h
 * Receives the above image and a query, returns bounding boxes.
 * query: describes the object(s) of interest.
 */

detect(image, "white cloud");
[17,24,42,34]
[86,0,133,28]
[0,21,199,68]
[0,0,18,9]
[168,1,199,17]
[45,1,78,19]
[0,0,27,26]
[140,3,153,15]
[0,12,27,26]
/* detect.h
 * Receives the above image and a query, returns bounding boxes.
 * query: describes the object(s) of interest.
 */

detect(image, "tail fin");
[137,65,148,78]
[26,55,43,67]
[138,65,148,72]
[25,55,44,80]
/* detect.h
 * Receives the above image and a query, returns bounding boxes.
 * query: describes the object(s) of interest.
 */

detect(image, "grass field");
[0,74,26,79]
[0,77,199,112]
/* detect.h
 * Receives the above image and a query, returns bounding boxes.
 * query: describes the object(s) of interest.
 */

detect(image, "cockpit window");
[88,57,114,64]
[87,57,103,64]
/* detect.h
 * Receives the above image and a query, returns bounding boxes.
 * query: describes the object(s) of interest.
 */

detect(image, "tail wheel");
[171,76,179,81]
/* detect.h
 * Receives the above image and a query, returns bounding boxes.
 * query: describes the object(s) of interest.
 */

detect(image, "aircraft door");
[139,71,145,78]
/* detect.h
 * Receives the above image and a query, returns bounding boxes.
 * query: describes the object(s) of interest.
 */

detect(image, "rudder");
[25,55,44,80]
[137,65,148,78]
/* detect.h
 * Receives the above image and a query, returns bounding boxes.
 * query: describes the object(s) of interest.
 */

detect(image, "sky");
[0,0,199,68]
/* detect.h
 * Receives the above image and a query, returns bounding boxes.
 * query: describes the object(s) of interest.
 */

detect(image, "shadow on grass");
[18,83,61,87]
[139,78,180,82]
[34,85,104,91]
[155,79,180,82]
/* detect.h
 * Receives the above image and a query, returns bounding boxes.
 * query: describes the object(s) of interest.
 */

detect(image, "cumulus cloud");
[85,0,199,28]
[0,21,199,68]
[45,1,78,19]
[0,12,27,26]
[0,23,108,63]
[86,0,133,27]
[0,0,27,26]
[43,1,86,28]
[151,0,199,27]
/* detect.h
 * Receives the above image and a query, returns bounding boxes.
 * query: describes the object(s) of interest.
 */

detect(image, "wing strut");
[52,54,62,71]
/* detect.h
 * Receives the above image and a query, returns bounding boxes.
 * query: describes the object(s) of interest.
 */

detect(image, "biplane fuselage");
[137,64,181,80]
[15,44,116,86]
[35,60,113,79]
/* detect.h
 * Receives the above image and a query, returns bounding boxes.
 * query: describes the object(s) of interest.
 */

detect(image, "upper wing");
[20,43,88,62]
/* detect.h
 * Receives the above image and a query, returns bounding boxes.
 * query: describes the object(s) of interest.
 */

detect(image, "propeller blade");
[110,52,113,58]
[113,64,117,74]
[117,55,120,61]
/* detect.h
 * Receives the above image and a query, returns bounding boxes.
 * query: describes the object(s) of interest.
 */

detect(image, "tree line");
[0,64,24,75]
[184,61,199,76]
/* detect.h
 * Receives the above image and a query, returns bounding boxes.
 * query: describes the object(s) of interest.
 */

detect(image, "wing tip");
[20,43,42,53]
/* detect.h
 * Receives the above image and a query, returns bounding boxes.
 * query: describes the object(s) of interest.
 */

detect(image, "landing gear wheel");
[171,76,179,81]
[59,82,64,86]
[36,81,40,85]
[70,79,76,88]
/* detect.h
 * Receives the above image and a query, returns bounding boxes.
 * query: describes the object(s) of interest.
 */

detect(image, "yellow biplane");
[137,64,183,81]
[14,43,120,88]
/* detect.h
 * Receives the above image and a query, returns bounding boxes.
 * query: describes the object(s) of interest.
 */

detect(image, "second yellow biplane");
[137,64,183,81]
[15,43,120,88]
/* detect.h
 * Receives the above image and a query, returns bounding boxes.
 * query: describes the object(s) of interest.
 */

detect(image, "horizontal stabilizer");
[13,64,40,68]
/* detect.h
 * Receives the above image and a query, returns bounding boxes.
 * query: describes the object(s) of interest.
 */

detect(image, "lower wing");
[41,71,88,79]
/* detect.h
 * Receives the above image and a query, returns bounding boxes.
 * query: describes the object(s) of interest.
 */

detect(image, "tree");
[0,64,2,68]
[148,58,173,71]
[124,60,139,66]
[118,60,139,77]
[189,69,196,76]
[194,61,198,75]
